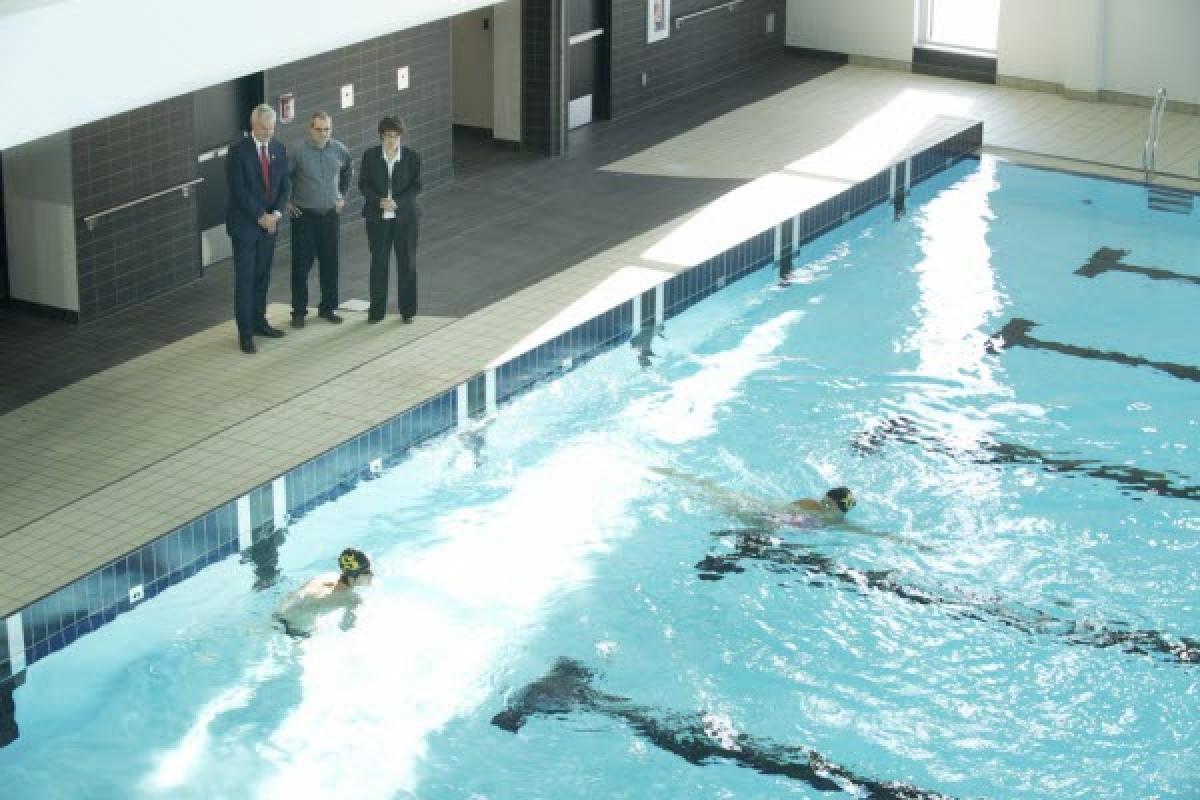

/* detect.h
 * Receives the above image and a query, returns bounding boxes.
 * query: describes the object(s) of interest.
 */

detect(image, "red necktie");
[258,144,271,198]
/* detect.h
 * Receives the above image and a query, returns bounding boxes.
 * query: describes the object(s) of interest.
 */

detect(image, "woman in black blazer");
[358,116,422,322]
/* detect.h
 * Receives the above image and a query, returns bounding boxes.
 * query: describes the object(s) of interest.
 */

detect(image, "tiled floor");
[2,57,1199,617]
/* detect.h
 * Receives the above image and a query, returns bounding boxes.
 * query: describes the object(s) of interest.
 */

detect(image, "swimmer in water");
[773,486,856,527]
[652,467,855,529]
[646,466,932,550]
[653,467,931,551]
[275,548,374,637]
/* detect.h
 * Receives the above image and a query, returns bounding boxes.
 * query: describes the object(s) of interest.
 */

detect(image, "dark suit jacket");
[225,135,290,240]
[358,145,422,222]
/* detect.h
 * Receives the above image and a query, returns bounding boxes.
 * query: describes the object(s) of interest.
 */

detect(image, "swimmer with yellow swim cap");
[275,548,374,636]
[336,548,373,587]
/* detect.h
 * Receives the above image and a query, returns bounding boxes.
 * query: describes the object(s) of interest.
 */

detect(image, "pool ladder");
[1142,87,1166,181]
[1142,87,1194,214]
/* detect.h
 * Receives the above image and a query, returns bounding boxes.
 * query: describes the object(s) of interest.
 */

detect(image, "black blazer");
[358,145,422,222]
[225,135,289,240]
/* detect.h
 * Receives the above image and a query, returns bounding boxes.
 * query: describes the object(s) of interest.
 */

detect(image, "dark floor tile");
[0,55,838,415]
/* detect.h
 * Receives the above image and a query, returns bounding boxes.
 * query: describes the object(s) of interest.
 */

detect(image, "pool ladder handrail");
[1142,87,1167,181]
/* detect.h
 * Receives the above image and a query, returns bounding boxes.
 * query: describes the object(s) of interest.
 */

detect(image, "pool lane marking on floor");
[693,529,1199,666]
[1075,247,1200,286]
[492,657,955,800]
[853,414,1200,502]
[986,317,1200,383]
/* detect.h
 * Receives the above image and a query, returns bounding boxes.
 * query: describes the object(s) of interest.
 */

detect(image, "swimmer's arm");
[830,520,935,553]
[650,466,768,514]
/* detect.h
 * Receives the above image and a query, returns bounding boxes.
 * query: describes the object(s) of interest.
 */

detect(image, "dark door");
[567,0,610,129]
[0,154,8,303]
[194,74,264,266]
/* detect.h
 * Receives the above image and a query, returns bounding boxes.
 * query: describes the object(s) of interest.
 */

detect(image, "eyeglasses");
[312,126,332,133]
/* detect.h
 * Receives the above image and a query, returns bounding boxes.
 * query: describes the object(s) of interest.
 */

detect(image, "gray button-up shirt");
[288,138,353,211]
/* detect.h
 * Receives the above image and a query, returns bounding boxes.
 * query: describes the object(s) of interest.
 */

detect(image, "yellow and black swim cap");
[825,487,856,513]
[338,548,371,577]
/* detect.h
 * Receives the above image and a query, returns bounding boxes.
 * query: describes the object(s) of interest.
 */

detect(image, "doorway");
[566,0,611,129]
[0,154,8,303]
[452,8,496,133]
[194,74,264,268]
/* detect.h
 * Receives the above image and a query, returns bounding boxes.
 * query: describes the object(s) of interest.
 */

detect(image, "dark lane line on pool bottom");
[986,318,1200,383]
[852,415,1200,502]
[694,530,1199,666]
[1075,247,1200,287]
[492,658,956,800]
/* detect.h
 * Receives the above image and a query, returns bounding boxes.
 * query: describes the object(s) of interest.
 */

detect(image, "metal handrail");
[1142,88,1167,180]
[674,0,742,29]
[82,178,205,231]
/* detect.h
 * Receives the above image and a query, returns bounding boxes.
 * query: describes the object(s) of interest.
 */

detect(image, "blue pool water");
[1,157,1197,799]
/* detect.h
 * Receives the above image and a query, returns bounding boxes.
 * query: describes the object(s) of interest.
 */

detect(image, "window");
[917,0,1001,54]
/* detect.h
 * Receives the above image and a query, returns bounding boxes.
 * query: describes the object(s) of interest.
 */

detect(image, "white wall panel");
[786,0,1200,104]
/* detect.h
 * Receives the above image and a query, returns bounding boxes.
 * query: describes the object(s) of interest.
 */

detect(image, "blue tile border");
[0,123,984,680]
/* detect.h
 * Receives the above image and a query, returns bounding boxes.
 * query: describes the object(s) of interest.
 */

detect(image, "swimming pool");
[0,156,1196,799]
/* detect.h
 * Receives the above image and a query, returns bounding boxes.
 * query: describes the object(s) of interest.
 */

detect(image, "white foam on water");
[130,314,789,800]
[626,311,803,444]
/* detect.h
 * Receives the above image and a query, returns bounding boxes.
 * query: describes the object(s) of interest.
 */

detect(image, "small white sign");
[340,84,355,109]
[129,584,145,604]
[397,66,410,91]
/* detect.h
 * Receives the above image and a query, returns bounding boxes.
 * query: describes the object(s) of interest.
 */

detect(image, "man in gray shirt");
[288,111,354,326]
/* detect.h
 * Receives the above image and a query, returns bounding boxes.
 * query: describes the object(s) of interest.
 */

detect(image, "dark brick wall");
[609,0,785,119]
[266,19,454,220]
[71,97,199,322]
[523,0,564,155]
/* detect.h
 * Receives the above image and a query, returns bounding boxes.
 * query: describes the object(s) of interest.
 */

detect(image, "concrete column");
[1059,0,1106,98]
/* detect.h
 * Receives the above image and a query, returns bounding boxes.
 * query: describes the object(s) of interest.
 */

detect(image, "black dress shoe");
[367,316,383,324]
[290,315,305,329]
[401,315,414,324]
[256,324,286,338]
[239,336,256,354]
[318,310,344,324]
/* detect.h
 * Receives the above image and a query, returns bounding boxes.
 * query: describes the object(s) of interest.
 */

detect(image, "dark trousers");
[231,234,277,337]
[366,216,418,320]
[290,208,340,317]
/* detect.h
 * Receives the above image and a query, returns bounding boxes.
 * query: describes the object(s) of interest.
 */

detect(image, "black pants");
[231,234,277,337]
[366,215,418,320]
[290,208,340,317]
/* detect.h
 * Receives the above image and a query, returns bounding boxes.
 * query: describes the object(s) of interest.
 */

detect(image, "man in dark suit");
[358,116,422,323]
[226,103,290,354]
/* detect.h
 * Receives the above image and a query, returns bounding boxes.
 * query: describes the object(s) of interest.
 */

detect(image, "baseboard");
[785,46,848,65]
[996,75,1062,95]
[6,297,81,324]
[995,77,1200,116]
[847,54,911,73]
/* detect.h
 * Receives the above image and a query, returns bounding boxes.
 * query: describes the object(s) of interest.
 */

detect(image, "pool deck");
[3,61,1200,619]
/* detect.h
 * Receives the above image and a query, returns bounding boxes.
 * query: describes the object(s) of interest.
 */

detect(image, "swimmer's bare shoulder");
[290,573,343,602]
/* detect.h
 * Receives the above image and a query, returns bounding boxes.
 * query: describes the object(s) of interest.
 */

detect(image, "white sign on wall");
[647,0,670,43]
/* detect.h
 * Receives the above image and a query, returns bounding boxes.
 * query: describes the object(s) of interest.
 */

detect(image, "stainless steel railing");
[674,0,743,29]
[1142,87,1167,181]
[82,178,205,231]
